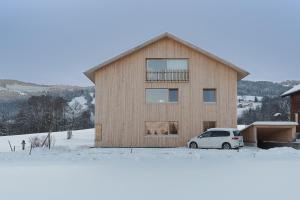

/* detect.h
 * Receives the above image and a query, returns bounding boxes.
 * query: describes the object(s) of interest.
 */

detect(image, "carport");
[241,122,298,147]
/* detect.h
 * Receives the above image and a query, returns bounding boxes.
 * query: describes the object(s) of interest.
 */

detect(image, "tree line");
[0,95,94,135]
[238,96,290,125]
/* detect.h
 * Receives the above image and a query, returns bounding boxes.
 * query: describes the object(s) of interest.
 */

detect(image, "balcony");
[146,70,189,82]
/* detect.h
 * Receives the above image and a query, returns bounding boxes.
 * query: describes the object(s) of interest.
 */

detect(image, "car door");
[209,131,222,148]
[213,131,230,148]
[197,131,212,148]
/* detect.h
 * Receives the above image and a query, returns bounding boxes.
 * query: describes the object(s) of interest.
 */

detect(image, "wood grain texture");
[94,37,238,147]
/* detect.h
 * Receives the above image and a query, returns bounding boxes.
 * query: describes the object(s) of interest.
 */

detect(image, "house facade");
[85,33,249,147]
[282,85,300,133]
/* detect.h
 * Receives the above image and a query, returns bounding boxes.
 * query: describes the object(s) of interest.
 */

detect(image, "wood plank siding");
[290,92,300,132]
[93,37,241,147]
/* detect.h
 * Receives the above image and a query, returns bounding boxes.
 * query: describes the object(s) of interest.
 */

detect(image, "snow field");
[0,129,300,200]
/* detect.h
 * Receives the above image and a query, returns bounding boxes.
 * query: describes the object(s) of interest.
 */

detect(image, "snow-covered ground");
[1,129,300,200]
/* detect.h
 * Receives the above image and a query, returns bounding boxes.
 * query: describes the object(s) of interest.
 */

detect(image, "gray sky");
[1,0,300,86]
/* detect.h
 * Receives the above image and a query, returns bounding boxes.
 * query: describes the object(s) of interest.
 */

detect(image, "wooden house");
[84,33,249,147]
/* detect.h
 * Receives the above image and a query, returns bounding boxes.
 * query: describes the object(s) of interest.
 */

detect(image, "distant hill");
[0,80,95,118]
[0,79,94,102]
[237,80,300,97]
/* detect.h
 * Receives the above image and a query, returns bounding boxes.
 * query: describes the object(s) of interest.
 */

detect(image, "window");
[211,131,230,137]
[146,88,178,103]
[203,121,216,132]
[203,89,216,103]
[146,59,188,71]
[199,131,211,138]
[146,59,189,81]
[145,121,178,136]
[233,131,240,136]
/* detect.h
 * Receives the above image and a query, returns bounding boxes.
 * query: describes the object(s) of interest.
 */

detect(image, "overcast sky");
[0,0,300,86]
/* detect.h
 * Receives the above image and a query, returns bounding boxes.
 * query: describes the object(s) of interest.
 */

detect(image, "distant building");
[282,85,300,132]
[84,33,249,147]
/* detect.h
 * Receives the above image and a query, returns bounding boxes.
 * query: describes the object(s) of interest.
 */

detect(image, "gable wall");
[94,38,237,147]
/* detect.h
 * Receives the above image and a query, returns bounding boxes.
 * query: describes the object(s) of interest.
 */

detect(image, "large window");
[145,121,178,136]
[203,121,216,132]
[203,89,216,103]
[146,59,188,71]
[146,59,189,81]
[146,88,178,103]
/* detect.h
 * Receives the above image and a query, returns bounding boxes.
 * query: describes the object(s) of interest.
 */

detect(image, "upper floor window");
[203,89,216,103]
[146,59,189,81]
[146,88,178,103]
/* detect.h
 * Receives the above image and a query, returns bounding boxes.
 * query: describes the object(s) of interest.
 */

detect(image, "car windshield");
[233,131,240,136]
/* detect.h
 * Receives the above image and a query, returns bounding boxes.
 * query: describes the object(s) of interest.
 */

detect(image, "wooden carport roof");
[241,121,298,147]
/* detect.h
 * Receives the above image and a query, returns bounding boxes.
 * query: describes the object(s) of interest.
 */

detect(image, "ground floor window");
[145,121,178,136]
[203,121,216,132]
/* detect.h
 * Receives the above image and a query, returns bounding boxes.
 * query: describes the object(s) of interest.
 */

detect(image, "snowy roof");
[252,121,298,126]
[84,32,249,83]
[239,121,298,131]
[281,84,300,97]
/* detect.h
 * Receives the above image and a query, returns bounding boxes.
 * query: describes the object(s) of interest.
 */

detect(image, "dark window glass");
[211,131,230,137]
[200,131,211,138]
[169,89,178,102]
[203,89,216,103]
[233,131,240,136]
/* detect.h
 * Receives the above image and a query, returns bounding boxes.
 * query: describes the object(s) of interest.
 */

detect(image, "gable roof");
[84,32,250,83]
[281,84,300,97]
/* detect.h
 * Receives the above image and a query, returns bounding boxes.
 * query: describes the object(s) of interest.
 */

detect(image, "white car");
[187,128,244,149]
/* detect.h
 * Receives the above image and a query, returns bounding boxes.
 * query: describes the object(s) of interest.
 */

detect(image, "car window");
[200,131,211,138]
[233,131,240,136]
[211,131,230,137]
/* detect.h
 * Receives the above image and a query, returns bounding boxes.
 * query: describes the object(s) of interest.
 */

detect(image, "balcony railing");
[146,70,189,82]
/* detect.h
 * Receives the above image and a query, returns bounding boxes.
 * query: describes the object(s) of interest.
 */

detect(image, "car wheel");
[189,142,198,149]
[222,143,231,150]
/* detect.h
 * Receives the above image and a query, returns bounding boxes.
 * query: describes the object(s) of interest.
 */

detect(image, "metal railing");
[146,70,189,82]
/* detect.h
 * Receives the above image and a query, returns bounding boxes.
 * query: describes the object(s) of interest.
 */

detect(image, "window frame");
[146,58,189,72]
[203,121,216,132]
[203,88,217,103]
[145,121,179,137]
[145,88,179,104]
